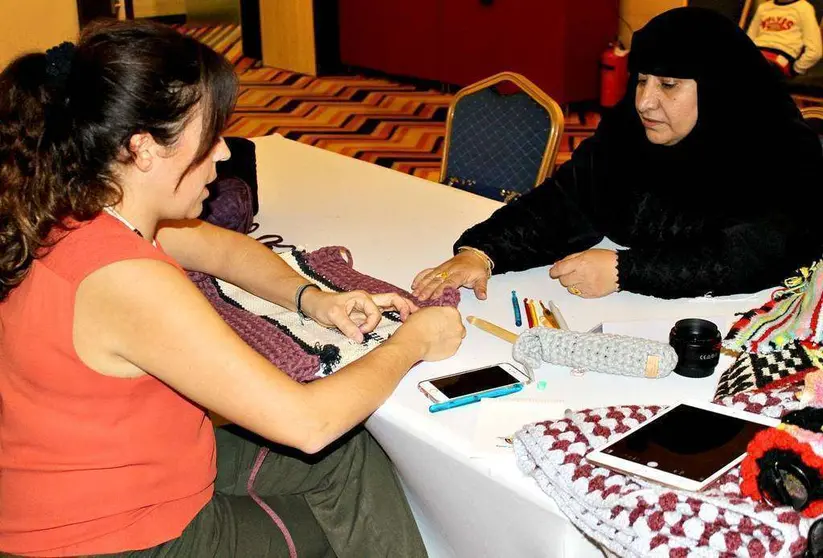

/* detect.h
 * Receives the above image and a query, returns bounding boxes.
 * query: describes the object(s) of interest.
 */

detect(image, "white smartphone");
[417,362,529,404]
[586,400,779,492]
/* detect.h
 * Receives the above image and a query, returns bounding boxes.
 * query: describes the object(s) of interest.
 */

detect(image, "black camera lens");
[760,461,812,511]
[757,449,822,512]
[668,318,721,378]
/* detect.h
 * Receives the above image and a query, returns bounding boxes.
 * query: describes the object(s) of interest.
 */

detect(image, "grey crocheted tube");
[512,328,678,379]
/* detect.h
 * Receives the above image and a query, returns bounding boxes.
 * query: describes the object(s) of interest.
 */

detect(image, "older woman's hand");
[549,249,619,298]
[300,290,418,343]
[411,251,490,301]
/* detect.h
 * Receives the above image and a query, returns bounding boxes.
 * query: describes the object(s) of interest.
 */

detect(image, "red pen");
[524,298,535,328]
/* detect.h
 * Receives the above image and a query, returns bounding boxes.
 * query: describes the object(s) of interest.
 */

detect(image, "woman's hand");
[389,306,466,362]
[412,251,490,301]
[549,249,619,298]
[301,289,418,343]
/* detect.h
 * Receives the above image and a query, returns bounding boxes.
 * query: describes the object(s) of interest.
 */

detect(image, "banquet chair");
[440,71,564,202]
[801,105,823,151]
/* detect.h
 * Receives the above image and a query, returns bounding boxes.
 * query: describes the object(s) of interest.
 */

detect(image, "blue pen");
[429,383,524,413]
[511,290,522,327]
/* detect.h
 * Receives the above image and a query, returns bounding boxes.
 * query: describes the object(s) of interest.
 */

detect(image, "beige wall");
[0,0,80,70]
[133,0,187,18]
[619,0,683,47]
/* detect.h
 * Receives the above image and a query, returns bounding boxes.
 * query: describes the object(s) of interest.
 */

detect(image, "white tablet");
[586,400,779,492]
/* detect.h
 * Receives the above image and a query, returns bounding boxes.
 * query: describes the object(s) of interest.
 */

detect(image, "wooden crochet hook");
[466,316,518,344]
[539,301,560,329]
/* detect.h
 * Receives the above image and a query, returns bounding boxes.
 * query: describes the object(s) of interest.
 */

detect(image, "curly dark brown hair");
[0,20,237,301]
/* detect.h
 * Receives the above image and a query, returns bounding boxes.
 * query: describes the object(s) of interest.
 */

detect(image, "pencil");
[466,316,519,344]
[528,299,540,329]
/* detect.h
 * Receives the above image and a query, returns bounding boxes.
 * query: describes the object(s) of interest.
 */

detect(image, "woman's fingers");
[411,268,435,290]
[472,274,490,300]
[371,292,418,320]
[351,293,382,334]
[416,269,461,301]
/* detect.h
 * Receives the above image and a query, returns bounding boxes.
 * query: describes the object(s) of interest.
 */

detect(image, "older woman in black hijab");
[412,7,823,301]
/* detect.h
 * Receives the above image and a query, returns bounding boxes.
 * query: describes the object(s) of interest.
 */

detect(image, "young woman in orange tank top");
[0,20,464,558]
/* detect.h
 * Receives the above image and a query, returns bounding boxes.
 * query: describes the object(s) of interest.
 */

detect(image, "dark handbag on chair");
[199,136,259,234]
[200,176,255,234]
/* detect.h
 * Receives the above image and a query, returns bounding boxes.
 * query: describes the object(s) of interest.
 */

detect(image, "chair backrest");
[686,0,752,28]
[440,72,564,202]
[801,106,823,151]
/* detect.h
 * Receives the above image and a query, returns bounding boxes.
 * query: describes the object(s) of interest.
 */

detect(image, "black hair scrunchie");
[44,41,76,91]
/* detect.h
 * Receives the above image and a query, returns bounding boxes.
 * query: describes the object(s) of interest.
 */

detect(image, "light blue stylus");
[428,383,524,413]
[511,290,522,327]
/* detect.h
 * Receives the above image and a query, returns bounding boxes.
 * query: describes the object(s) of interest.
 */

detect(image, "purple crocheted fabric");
[189,270,321,382]
[188,246,459,383]
[302,246,461,309]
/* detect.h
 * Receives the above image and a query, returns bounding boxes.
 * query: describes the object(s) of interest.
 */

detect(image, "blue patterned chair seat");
[441,72,563,202]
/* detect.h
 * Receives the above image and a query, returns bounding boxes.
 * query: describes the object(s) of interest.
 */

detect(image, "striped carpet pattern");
[179,24,823,182]
[177,24,599,182]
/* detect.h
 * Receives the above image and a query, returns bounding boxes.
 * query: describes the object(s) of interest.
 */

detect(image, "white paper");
[471,398,567,457]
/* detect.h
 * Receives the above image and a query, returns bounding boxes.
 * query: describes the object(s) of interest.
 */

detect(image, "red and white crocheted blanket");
[514,383,813,557]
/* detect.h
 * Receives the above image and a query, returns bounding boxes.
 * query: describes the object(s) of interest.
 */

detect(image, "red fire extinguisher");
[600,43,629,108]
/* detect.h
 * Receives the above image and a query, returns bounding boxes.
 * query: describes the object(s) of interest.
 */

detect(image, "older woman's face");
[635,74,698,146]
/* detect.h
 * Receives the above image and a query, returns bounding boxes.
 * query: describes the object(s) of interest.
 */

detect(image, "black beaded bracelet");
[295,283,321,320]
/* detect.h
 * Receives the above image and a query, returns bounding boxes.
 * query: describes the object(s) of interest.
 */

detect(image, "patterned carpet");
[179,23,822,182]
[177,24,599,182]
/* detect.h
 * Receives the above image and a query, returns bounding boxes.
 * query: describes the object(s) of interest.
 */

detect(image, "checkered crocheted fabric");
[188,246,459,382]
[714,340,817,399]
[514,383,812,557]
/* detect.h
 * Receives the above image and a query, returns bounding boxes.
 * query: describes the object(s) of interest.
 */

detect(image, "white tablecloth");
[250,134,771,557]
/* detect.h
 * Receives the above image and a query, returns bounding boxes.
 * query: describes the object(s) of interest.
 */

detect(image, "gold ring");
[435,271,450,280]
[569,286,582,296]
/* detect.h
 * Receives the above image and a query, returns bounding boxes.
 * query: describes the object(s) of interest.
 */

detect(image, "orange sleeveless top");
[0,214,216,557]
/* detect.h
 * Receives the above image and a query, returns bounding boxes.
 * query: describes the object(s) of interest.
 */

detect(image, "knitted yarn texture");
[513,327,678,378]
[189,246,459,382]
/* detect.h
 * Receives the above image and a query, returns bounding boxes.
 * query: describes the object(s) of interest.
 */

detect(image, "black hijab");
[595,7,821,213]
[454,7,822,296]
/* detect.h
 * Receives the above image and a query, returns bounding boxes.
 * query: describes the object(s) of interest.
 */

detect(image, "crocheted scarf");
[725,260,823,354]
[188,246,459,382]
[514,383,812,557]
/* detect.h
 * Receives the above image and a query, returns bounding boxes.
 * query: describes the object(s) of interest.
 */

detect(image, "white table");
[250,134,771,558]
